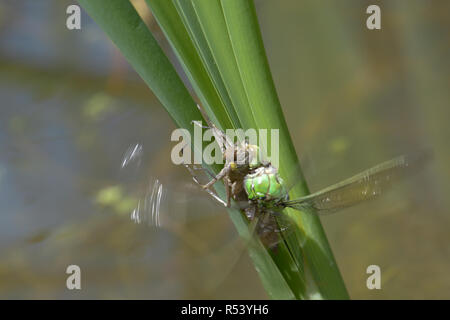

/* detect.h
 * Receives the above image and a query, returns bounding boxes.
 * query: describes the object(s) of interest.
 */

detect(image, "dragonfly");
[205,152,429,248]
[124,103,430,250]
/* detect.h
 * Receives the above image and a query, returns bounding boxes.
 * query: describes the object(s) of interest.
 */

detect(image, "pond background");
[0,0,449,299]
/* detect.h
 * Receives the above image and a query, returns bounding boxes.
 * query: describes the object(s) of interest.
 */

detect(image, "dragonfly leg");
[184,163,228,207]
[224,177,232,208]
[191,120,211,130]
[202,176,232,208]
[203,188,228,207]
[202,164,230,190]
[190,164,216,180]
[192,120,230,155]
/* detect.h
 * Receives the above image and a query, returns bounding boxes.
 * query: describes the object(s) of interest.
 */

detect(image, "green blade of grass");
[144,0,235,130]
[171,0,241,129]
[187,0,257,129]
[77,0,196,133]
[146,0,305,299]
[167,0,309,299]
[78,0,297,300]
[220,0,349,299]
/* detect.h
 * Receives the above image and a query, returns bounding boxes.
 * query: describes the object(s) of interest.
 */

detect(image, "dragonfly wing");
[120,145,228,229]
[283,152,430,214]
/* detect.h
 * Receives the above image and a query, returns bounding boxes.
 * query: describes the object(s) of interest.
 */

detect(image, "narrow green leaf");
[77,0,197,133]
[159,0,312,299]
[189,0,258,128]
[145,0,234,130]
[220,0,349,299]
[165,0,308,299]
[172,0,241,129]
[78,0,298,300]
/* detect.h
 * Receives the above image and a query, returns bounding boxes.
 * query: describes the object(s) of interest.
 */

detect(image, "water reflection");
[0,0,449,299]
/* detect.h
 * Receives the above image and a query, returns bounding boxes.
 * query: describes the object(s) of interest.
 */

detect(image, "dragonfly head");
[244,165,288,205]
[225,140,266,172]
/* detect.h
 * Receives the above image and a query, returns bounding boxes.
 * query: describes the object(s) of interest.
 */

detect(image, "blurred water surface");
[0,0,449,299]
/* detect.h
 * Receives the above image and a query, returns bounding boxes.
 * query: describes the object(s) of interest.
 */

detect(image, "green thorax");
[244,165,288,205]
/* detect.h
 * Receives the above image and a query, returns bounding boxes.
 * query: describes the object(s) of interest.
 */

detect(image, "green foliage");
[78,0,348,299]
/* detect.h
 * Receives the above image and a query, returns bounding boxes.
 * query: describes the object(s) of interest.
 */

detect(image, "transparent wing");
[282,151,431,214]
[119,143,228,230]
